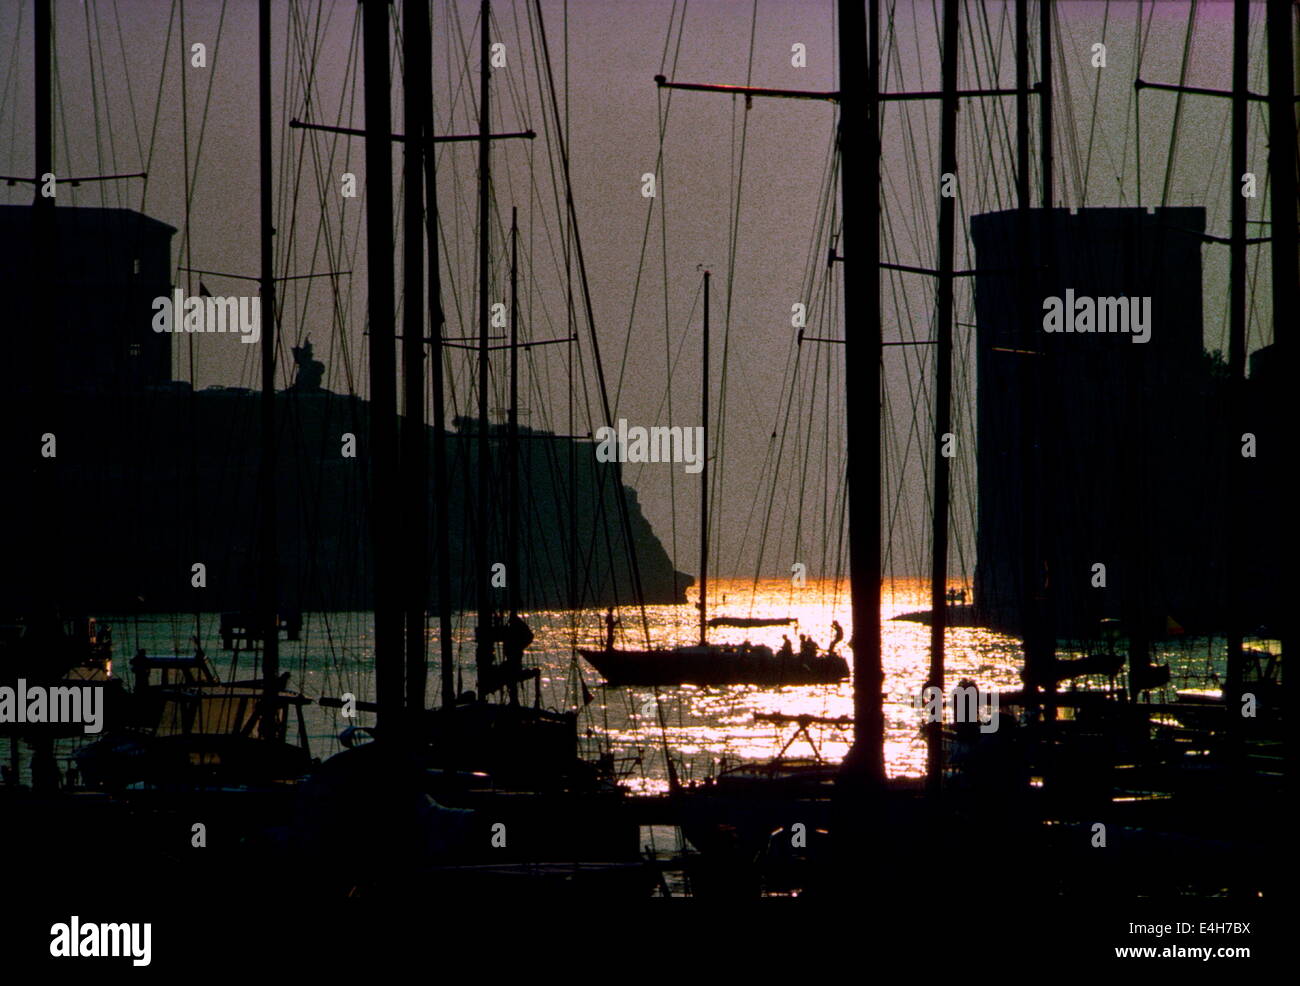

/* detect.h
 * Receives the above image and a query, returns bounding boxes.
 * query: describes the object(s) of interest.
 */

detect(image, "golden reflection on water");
[539,576,1024,794]
[53,581,1252,793]
[88,578,1020,794]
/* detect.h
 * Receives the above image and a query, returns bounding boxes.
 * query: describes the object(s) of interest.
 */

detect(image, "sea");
[37,576,1243,799]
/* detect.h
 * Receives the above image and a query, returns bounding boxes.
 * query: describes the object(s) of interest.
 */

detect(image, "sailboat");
[286,0,652,897]
[580,270,848,688]
[4,0,1287,907]
[637,0,1290,902]
[0,0,318,805]
[911,0,1288,902]
[705,615,796,629]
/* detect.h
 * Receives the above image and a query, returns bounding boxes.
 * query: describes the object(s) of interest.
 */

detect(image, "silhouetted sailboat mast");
[838,0,885,784]
[699,269,711,646]
[257,0,280,742]
[403,0,431,723]
[1014,0,1050,729]
[507,206,522,703]
[28,0,58,791]
[360,0,402,730]
[925,0,960,794]
[475,0,494,701]
[428,76,456,711]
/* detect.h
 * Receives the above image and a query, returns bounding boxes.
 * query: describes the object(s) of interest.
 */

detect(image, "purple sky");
[0,1,1287,579]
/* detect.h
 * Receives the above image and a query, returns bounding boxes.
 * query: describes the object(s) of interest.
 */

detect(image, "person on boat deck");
[131,648,150,693]
[828,620,844,655]
[799,635,818,661]
[604,608,619,650]
[778,635,794,658]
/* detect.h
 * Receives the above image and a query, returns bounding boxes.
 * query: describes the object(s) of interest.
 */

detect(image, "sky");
[0,0,1288,582]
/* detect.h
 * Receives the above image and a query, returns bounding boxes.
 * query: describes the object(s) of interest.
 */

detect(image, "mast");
[1224,0,1249,707]
[926,0,959,794]
[361,0,402,727]
[403,0,430,718]
[1015,1,1029,216]
[32,0,51,321]
[257,0,280,741]
[29,0,58,792]
[475,0,494,695]
[1040,0,1053,208]
[699,269,710,647]
[1014,0,1035,712]
[838,0,885,783]
[31,0,53,615]
[423,19,454,713]
[1038,0,1058,717]
[1229,0,1250,415]
[507,206,521,704]
[1013,0,1050,716]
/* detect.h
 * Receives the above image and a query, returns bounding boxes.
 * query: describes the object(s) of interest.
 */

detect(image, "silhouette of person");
[131,647,150,693]
[501,614,535,704]
[828,620,844,655]
[604,608,620,650]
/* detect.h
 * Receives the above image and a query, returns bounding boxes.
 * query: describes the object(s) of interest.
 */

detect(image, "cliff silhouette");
[2,377,691,615]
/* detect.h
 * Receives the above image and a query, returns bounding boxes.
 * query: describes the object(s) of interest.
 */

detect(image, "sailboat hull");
[579,645,849,687]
